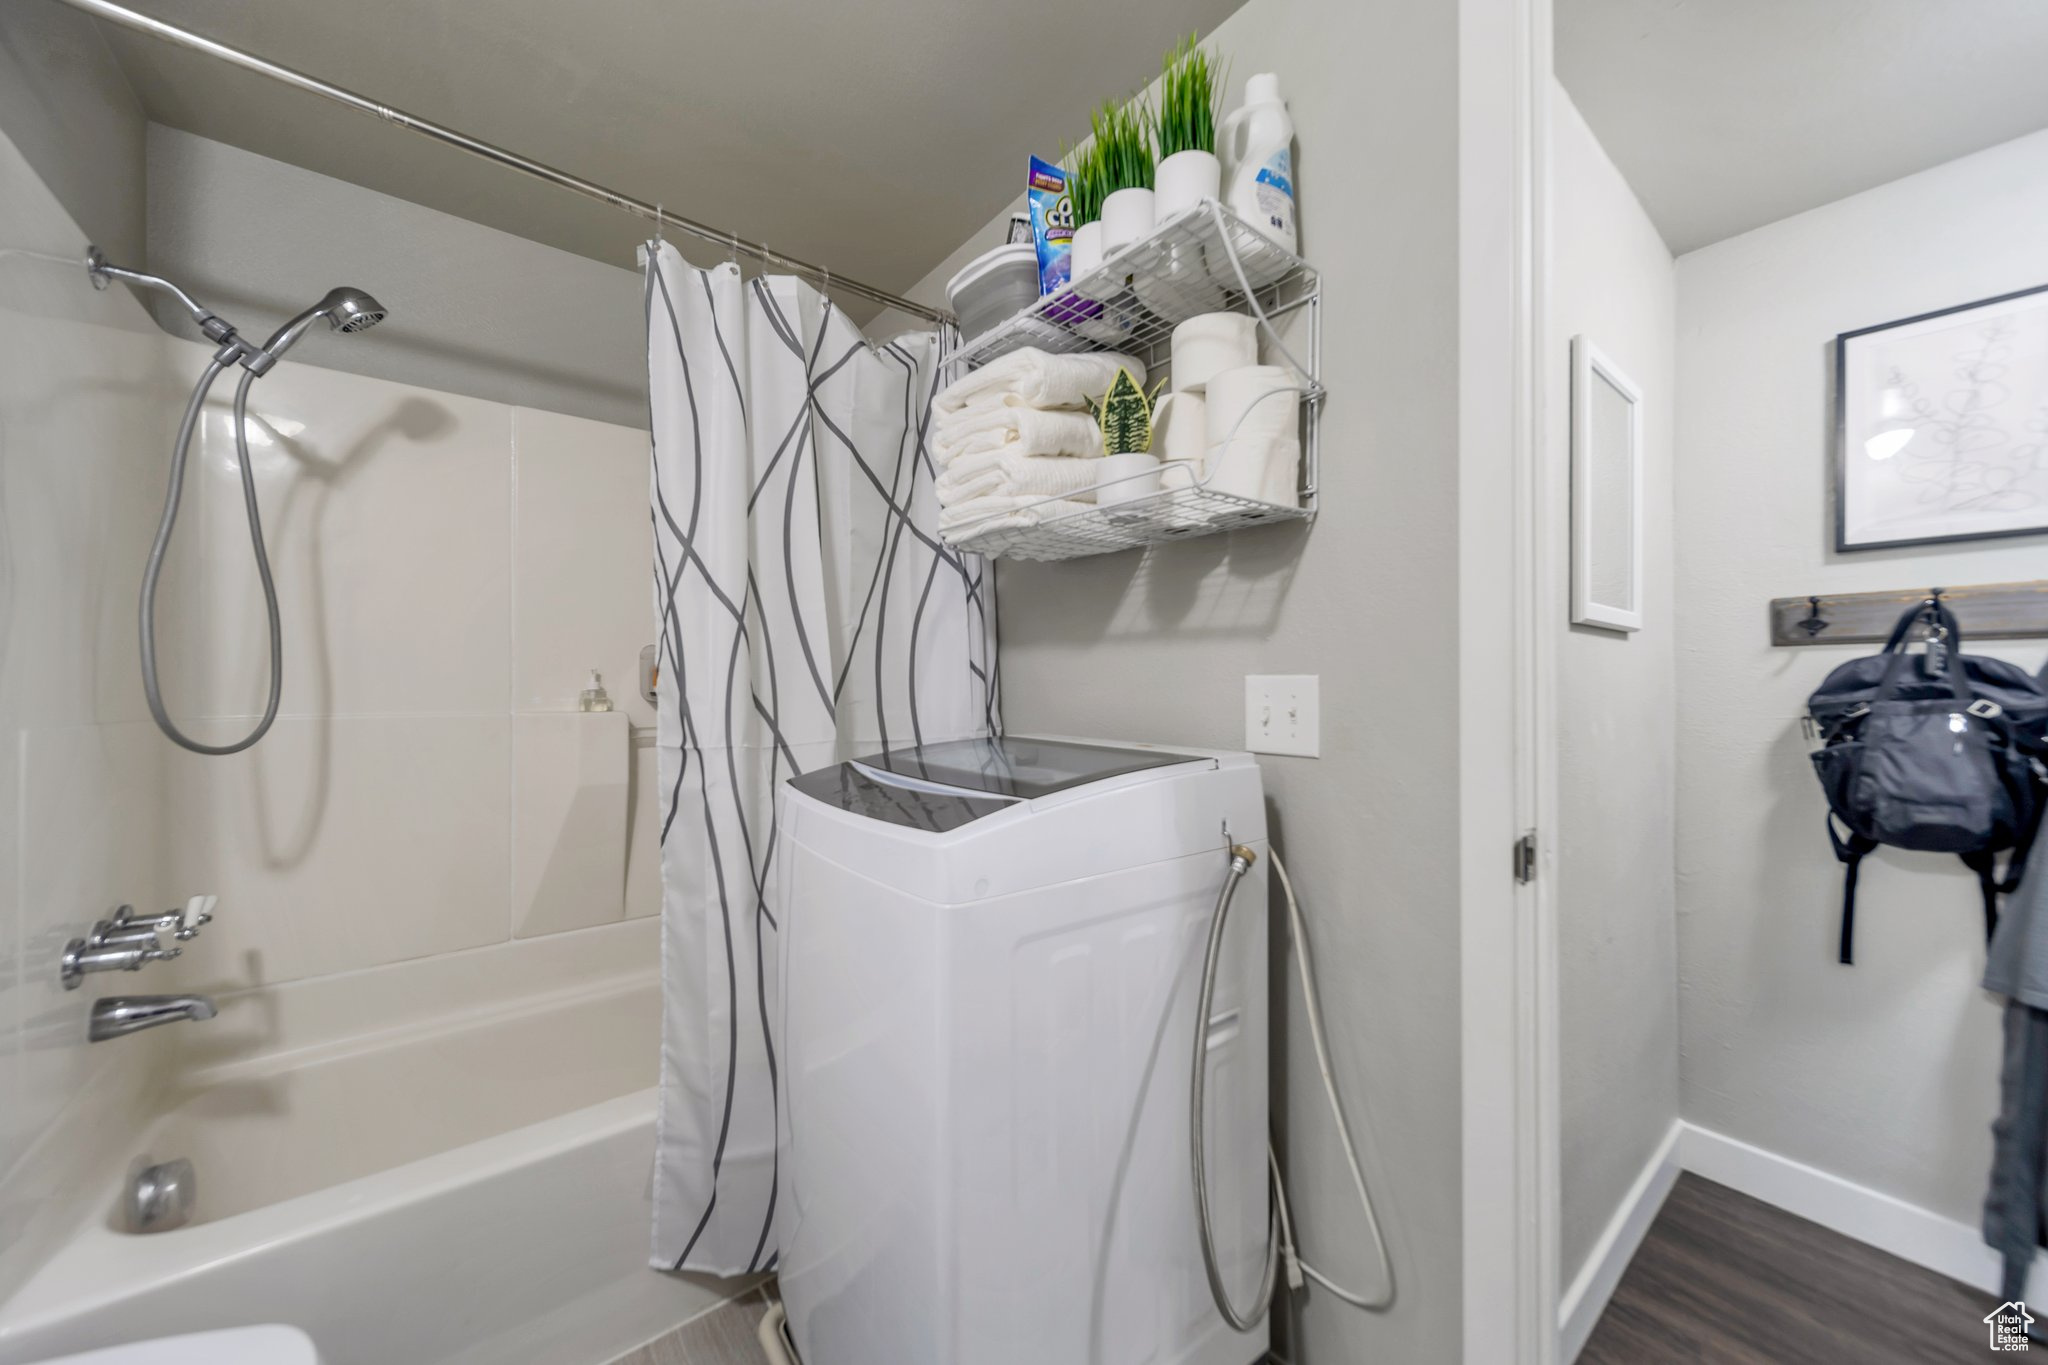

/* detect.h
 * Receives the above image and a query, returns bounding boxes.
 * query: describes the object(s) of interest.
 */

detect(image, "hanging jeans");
[1984,847,2048,1316]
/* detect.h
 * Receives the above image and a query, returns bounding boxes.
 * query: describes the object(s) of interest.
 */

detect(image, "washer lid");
[785,737,1205,833]
[851,736,1201,801]
[785,760,1015,834]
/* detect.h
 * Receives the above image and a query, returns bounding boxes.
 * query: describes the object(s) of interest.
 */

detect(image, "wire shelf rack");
[946,484,1309,562]
[937,200,1323,562]
[948,200,1319,375]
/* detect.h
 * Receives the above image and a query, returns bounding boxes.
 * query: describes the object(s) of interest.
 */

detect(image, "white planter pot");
[1095,452,1163,506]
[1070,222,1105,290]
[1101,187,1157,254]
[1154,149,1220,223]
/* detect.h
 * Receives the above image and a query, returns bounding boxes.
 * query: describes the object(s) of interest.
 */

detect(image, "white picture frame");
[1570,336,1644,632]
[1834,283,2048,551]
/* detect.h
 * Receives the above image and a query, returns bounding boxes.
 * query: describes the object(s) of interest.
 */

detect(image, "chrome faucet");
[60,896,218,990]
[60,937,179,987]
[100,896,217,943]
[90,995,217,1042]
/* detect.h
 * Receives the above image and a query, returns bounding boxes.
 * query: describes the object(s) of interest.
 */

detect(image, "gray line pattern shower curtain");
[643,242,998,1274]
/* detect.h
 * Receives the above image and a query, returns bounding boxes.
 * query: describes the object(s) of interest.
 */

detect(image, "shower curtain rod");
[52,0,953,325]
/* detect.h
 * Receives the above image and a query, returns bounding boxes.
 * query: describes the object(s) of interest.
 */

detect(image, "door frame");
[1458,0,1559,1360]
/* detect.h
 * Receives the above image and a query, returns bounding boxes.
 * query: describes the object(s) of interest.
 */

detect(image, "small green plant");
[1062,136,1110,226]
[1085,367,1167,455]
[1153,34,1224,158]
[1091,95,1154,195]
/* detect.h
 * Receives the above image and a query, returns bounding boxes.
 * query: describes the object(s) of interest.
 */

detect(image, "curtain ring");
[653,203,665,249]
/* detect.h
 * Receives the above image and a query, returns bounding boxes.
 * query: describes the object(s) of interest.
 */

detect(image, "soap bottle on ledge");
[579,670,613,713]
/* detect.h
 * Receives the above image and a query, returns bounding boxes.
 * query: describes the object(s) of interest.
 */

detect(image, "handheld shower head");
[246,286,389,373]
[104,251,392,759]
[318,286,388,334]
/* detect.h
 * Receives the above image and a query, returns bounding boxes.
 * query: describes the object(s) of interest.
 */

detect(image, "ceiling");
[90,0,1242,306]
[1556,0,2048,255]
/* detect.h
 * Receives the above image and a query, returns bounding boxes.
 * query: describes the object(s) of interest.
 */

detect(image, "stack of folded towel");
[933,348,1146,540]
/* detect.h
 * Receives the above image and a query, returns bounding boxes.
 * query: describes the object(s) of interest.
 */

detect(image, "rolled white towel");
[936,348,1145,413]
[933,405,1104,464]
[939,493,1095,539]
[936,447,1106,507]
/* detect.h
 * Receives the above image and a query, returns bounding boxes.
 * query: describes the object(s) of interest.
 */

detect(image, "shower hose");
[138,358,283,755]
[1192,845,1398,1331]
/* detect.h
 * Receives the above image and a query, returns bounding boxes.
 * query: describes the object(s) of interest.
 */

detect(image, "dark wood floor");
[1581,1173,2003,1363]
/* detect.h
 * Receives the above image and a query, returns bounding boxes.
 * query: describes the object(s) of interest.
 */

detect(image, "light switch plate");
[1245,675,1319,757]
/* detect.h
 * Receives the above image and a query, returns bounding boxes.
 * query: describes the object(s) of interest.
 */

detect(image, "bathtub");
[0,966,739,1365]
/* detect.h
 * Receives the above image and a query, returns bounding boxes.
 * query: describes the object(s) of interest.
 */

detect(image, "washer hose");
[1191,845,1281,1330]
[1191,844,1398,1331]
[139,361,283,755]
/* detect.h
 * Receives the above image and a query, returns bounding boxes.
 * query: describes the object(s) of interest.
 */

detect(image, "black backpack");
[1806,598,2048,965]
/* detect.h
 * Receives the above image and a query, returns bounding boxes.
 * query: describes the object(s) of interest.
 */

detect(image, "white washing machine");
[775,736,1269,1365]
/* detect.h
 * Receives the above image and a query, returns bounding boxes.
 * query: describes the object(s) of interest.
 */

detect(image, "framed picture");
[1570,336,1643,632]
[1835,283,2048,551]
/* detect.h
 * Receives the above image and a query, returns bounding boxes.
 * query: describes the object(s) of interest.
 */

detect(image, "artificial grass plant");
[1091,95,1154,194]
[1062,135,1110,225]
[1153,34,1224,158]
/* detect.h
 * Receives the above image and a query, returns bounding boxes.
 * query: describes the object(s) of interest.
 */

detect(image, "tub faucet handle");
[176,894,217,940]
[107,894,216,941]
[59,938,179,990]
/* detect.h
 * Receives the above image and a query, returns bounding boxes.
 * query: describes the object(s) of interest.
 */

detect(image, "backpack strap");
[1963,849,2003,945]
[1874,602,1973,709]
[2006,780,2045,897]
[1827,815,1879,965]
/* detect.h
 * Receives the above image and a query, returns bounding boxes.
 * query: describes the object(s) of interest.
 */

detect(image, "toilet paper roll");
[1205,365,1300,449]
[1152,391,1208,467]
[1260,437,1303,506]
[1206,435,1301,506]
[1171,313,1260,393]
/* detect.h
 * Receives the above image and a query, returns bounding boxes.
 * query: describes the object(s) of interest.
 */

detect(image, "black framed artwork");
[1834,282,2048,551]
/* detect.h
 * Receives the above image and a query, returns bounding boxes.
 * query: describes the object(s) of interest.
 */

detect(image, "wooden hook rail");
[1768,579,2048,647]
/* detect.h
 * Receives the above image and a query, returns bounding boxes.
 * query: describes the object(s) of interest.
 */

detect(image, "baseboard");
[1558,1120,1681,1364]
[1674,1122,2048,1302]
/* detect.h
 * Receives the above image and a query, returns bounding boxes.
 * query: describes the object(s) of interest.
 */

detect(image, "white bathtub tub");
[0,967,736,1365]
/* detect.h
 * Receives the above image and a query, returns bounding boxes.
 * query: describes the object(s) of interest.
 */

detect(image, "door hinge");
[1513,830,1538,884]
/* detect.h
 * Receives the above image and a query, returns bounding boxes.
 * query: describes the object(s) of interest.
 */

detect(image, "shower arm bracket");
[86,245,253,357]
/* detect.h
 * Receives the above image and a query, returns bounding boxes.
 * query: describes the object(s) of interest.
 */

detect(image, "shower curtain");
[643,242,998,1274]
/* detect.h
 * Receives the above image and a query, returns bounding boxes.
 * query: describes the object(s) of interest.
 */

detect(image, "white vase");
[1101,187,1157,254]
[1154,149,1221,223]
[1070,222,1105,290]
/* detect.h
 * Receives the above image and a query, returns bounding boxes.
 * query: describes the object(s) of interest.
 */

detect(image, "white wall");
[0,123,184,1305]
[1674,127,2048,1229]
[0,111,674,1303]
[148,343,666,1001]
[893,2,1466,1359]
[1548,81,1679,1287]
[0,0,147,270]
[145,126,649,429]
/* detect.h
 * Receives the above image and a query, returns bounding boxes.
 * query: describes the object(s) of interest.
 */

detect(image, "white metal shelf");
[947,485,1309,562]
[938,200,1322,563]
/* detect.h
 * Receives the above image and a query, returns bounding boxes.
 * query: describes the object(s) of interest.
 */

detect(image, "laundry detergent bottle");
[1220,72,1297,253]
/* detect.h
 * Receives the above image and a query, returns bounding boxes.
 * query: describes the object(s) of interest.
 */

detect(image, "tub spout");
[90,994,217,1042]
